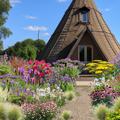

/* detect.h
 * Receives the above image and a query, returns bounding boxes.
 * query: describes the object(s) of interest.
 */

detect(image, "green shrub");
[64,91,75,101]
[0,103,6,120]
[113,97,120,111]
[95,104,109,120]
[66,83,74,92]
[106,110,120,120]
[61,110,71,120]
[95,98,120,120]
[8,105,24,120]
[59,82,75,92]
[0,87,9,102]
[0,64,13,75]
[0,102,24,120]
[55,96,66,107]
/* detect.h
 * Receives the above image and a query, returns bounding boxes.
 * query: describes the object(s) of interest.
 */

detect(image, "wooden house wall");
[71,32,107,61]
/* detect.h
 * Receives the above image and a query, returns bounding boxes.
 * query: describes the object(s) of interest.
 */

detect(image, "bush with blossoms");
[18,60,52,85]
[21,101,57,120]
[51,58,84,91]
[90,85,120,107]
[86,60,116,84]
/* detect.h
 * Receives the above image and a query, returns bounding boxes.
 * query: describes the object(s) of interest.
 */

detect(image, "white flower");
[101,77,105,81]
[57,86,60,90]
[36,88,47,96]
[94,78,99,82]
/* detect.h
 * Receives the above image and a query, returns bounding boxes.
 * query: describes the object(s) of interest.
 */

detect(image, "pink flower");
[28,60,33,65]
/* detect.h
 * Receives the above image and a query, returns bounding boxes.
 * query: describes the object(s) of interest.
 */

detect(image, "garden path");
[60,87,97,120]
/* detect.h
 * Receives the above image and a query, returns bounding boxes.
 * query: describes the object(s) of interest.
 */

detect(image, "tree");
[0,0,12,51]
[4,39,46,60]
[34,40,46,59]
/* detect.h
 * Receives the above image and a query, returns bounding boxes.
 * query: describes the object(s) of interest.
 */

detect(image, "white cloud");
[25,15,38,20]
[43,32,50,36]
[57,0,67,3]
[24,25,48,32]
[10,0,21,6]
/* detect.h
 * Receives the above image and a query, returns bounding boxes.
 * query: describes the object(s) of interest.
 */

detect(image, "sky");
[4,0,120,49]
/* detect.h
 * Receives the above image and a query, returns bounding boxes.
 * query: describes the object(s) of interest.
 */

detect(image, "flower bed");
[90,85,120,107]
[0,56,81,119]
[22,101,57,120]
[87,58,120,119]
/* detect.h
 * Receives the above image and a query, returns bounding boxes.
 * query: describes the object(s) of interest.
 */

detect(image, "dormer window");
[79,7,90,23]
[81,11,88,23]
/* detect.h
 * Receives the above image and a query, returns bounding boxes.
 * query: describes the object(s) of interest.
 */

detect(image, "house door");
[79,45,93,63]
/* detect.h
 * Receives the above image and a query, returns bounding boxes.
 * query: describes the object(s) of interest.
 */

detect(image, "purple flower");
[61,75,72,82]
[18,67,25,74]
[28,69,33,74]
[10,80,15,84]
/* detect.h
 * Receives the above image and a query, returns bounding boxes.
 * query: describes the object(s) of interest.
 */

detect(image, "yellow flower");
[95,71,103,74]
[87,63,96,67]
[96,66,105,70]
[99,61,108,64]
[108,64,114,67]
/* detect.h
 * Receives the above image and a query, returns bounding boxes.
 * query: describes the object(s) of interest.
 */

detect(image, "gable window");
[81,12,88,23]
[79,45,93,63]
[79,7,90,23]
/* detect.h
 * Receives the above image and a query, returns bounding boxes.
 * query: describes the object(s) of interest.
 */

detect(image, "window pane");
[81,12,88,23]
[83,13,87,22]
[87,47,92,61]
[80,46,85,61]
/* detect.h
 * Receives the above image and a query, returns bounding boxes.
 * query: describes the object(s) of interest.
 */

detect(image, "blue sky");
[4,0,120,49]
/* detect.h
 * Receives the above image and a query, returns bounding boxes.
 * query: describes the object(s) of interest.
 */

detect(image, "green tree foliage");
[4,39,46,60]
[0,0,12,51]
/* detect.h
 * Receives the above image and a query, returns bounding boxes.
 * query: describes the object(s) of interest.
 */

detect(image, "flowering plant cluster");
[21,101,57,120]
[0,75,37,105]
[18,60,52,85]
[53,58,83,78]
[9,56,27,74]
[86,60,116,83]
[111,53,120,83]
[90,86,120,107]
[51,58,83,91]
[0,55,78,119]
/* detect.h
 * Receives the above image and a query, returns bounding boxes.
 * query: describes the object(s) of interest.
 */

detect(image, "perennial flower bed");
[22,101,57,120]
[0,55,81,120]
[87,58,120,120]
[90,85,120,107]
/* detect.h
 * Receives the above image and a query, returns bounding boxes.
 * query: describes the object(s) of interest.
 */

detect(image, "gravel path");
[60,87,97,120]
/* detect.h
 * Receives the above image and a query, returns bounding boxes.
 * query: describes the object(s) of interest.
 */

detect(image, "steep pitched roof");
[41,0,120,62]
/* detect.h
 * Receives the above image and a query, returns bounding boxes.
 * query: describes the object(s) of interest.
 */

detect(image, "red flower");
[39,72,45,77]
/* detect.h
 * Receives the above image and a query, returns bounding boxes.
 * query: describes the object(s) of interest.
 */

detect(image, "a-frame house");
[41,0,120,63]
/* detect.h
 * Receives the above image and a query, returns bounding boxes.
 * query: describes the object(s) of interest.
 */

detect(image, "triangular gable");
[41,0,120,62]
[67,28,108,60]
